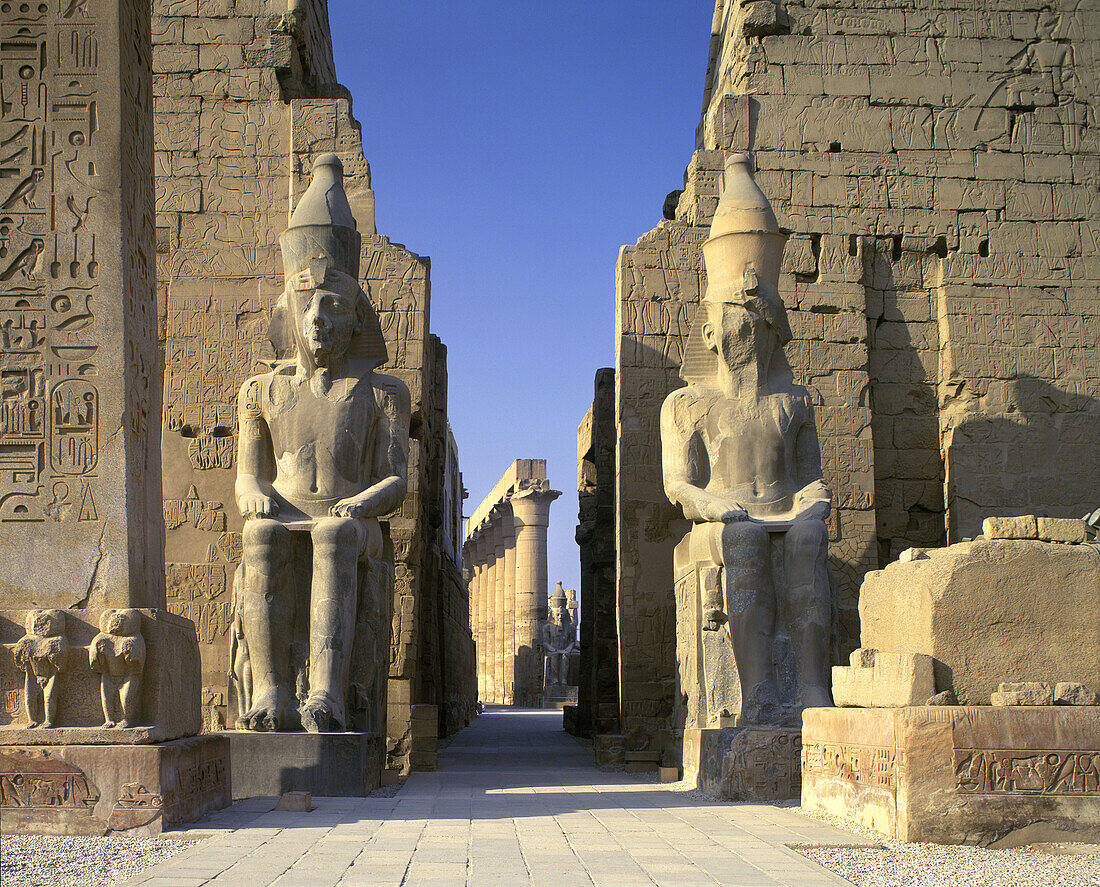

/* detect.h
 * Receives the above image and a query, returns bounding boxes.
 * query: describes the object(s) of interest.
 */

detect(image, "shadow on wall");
[864,236,946,566]
[944,375,1100,541]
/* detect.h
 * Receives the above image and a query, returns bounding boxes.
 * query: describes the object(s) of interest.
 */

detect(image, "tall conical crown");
[701,153,785,306]
[679,152,793,387]
[280,153,361,282]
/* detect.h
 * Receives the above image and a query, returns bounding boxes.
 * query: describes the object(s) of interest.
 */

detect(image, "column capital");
[510,488,561,528]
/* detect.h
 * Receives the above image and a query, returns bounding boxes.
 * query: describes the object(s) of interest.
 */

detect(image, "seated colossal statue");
[661,153,836,727]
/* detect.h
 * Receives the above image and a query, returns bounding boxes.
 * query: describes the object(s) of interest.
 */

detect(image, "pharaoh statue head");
[268,154,388,374]
[680,153,794,391]
[27,609,65,638]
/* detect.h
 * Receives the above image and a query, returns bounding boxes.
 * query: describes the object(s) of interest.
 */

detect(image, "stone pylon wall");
[574,370,620,742]
[151,0,473,766]
[612,0,1100,760]
[463,461,560,706]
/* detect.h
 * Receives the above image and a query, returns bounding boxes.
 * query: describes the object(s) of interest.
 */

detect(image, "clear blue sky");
[330,1,714,596]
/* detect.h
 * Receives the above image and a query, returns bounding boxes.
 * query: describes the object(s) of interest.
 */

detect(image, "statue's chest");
[265,377,375,460]
[705,398,797,478]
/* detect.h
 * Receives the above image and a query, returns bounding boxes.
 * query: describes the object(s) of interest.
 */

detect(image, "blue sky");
[330,2,714,595]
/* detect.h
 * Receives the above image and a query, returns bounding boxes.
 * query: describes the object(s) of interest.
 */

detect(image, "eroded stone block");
[802,706,1100,845]
[1055,682,1100,706]
[0,736,229,836]
[991,682,1055,706]
[982,515,1038,539]
[1037,517,1089,544]
[833,649,935,708]
[858,539,1100,704]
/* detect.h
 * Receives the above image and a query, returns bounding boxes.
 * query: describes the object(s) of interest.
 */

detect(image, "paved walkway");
[124,708,872,887]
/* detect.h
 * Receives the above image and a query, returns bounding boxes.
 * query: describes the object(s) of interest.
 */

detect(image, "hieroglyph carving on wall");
[955,749,1100,795]
[0,1,108,524]
[802,740,897,790]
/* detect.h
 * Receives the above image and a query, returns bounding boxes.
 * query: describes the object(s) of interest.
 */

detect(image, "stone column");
[471,535,487,701]
[480,526,498,704]
[500,504,517,704]
[510,489,560,705]
[487,512,506,704]
[462,545,479,699]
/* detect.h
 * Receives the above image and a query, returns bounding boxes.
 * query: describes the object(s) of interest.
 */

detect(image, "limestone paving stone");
[116,709,870,887]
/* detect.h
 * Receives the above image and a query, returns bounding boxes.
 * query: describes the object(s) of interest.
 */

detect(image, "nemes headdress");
[268,154,388,369]
[679,153,792,388]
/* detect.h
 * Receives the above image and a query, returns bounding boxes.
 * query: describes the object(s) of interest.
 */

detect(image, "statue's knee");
[721,521,769,569]
[788,517,827,554]
[243,519,290,571]
[722,521,768,549]
[243,518,286,548]
[312,516,361,550]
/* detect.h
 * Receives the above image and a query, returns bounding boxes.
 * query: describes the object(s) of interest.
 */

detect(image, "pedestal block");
[0,735,230,836]
[683,726,802,800]
[802,706,1100,845]
[0,609,201,743]
[225,731,383,799]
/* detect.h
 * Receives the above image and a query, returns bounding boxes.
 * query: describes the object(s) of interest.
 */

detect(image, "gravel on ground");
[0,834,196,887]
[795,805,1100,887]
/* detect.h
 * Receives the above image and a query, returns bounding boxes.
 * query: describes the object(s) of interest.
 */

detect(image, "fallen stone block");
[1037,517,1088,544]
[1055,682,1100,706]
[274,791,311,812]
[991,682,1055,706]
[982,515,1038,539]
[832,649,936,708]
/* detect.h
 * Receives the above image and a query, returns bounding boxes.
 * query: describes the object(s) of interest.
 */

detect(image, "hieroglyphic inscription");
[0,0,103,523]
[163,485,226,532]
[0,749,99,810]
[163,290,267,471]
[722,729,803,800]
[802,740,898,790]
[955,749,1100,795]
[165,562,231,644]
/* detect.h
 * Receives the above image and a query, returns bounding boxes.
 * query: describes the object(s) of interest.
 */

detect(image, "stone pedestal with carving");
[0,609,201,743]
[683,725,802,801]
[0,735,229,837]
[802,706,1100,845]
[225,731,383,800]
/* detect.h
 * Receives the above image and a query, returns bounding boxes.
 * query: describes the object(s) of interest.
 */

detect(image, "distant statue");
[13,609,68,728]
[542,582,578,687]
[89,608,146,728]
[661,153,834,726]
[233,154,410,733]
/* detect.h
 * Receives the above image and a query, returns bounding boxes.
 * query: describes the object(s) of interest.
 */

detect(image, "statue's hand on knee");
[696,497,747,524]
[238,489,278,519]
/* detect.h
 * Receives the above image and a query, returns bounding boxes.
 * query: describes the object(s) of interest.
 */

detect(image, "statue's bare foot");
[237,687,290,731]
[27,721,39,729]
[301,694,343,733]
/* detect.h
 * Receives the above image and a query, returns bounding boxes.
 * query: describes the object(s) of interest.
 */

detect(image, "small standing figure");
[89,608,146,728]
[13,609,69,728]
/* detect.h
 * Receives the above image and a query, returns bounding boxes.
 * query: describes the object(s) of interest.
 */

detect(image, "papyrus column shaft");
[501,505,517,705]
[489,513,506,704]
[510,490,560,705]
